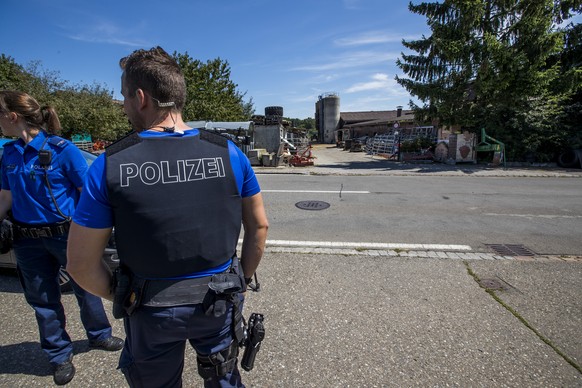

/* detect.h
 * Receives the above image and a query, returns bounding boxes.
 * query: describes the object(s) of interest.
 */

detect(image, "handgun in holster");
[241,313,265,371]
[112,266,142,319]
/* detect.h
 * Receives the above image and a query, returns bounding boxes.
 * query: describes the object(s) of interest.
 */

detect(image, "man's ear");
[8,112,17,123]
[135,89,147,110]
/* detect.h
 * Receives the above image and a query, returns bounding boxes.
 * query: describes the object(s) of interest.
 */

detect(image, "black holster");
[204,258,246,344]
[112,266,143,319]
[0,219,13,254]
[205,258,245,311]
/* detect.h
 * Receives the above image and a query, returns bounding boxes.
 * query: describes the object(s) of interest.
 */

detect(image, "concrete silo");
[315,92,340,144]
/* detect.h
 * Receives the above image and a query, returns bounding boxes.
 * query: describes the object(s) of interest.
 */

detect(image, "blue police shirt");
[73,129,261,278]
[1,131,88,224]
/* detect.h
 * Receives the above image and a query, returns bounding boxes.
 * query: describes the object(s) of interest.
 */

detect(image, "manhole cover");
[295,201,330,211]
[478,278,507,291]
[486,244,536,256]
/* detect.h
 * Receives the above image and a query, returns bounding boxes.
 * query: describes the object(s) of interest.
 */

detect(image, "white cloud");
[309,73,341,83]
[345,73,399,93]
[289,94,320,103]
[335,31,419,47]
[64,21,149,47]
[290,51,400,72]
[68,34,147,47]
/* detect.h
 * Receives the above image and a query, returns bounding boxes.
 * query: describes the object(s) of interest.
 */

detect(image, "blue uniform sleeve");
[1,143,16,190]
[73,154,113,228]
[60,144,89,188]
[1,151,8,190]
[228,142,260,198]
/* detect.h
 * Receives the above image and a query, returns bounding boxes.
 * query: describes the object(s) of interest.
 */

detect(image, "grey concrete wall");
[254,125,282,153]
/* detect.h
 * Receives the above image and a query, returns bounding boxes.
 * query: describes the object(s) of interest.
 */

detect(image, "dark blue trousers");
[14,234,113,366]
[119,301,245,388]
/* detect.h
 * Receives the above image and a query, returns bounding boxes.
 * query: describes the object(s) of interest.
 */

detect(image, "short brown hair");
[120,46,186,112]
[0,90,61,134]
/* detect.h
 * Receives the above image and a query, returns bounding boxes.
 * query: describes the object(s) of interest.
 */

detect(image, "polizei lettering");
[119,157,225,187]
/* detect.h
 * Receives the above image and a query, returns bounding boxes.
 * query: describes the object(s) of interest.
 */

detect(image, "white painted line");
[262,190,370,194]
[254,239,472,251]
[484,213,582,219]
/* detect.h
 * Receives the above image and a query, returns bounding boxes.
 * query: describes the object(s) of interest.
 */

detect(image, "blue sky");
[2,1,576,120]
[2,0,432,119]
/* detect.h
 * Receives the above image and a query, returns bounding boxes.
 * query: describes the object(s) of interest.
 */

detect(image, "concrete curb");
[238,240,582,262]
[263,246,582,262]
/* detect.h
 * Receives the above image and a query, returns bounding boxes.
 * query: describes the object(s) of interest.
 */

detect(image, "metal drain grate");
[295,201,330,211]
[486,244,537,256]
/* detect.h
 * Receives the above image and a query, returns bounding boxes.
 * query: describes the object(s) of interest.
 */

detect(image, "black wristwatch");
[244,276,253,286]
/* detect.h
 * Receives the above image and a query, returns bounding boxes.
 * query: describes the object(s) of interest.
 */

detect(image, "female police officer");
[0,91,123,386]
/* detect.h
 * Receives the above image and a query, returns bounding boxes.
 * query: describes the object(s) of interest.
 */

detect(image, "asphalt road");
[0,145,580,387]
[255,146,582,256]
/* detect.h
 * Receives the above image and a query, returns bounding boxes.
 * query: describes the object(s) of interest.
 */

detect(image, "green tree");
[0,55,61,101]
[396,0,582,161]
[550,21,582,149]
[51,84,130,141]
[173,52,254,122]
[0,55,33,92]
[291,117,315,130]
[396,0,563,129]
[0,55,130,141]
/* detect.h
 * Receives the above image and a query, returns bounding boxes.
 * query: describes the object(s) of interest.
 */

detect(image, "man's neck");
[144,113,190,133]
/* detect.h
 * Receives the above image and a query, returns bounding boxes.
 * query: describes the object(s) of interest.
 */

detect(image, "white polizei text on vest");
[119,157,226,187]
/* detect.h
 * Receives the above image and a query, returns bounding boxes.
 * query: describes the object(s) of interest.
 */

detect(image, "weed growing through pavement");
[464,261,582,374]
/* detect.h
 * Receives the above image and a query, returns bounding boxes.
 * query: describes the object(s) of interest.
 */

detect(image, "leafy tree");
[173,52,254,122]
[0,55,60,101]
[291,117,315,130]
[0,55,34,92]
[25,60,68,99]
[0,55,130,141]
[2,52,256,141]
[50,84,130,141]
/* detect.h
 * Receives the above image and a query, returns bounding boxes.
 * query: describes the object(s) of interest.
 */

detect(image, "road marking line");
[484,213,582,219]
[262,190,370,194]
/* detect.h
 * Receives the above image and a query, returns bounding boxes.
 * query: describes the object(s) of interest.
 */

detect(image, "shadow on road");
[314,159,490,174]
[0,340,94,377]
[0,270,23,293]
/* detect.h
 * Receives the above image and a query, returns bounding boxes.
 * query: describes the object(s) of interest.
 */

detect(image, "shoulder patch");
[198,129,229,148]
[47,136,68,148]
[106,131,142,157]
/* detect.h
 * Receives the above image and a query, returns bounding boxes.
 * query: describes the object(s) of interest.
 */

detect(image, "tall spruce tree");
[396,0,563,134]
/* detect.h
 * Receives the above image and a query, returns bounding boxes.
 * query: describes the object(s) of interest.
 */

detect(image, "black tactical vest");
[106,131,242,278]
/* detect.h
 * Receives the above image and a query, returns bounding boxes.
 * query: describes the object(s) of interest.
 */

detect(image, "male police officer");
[66,47,269,387]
